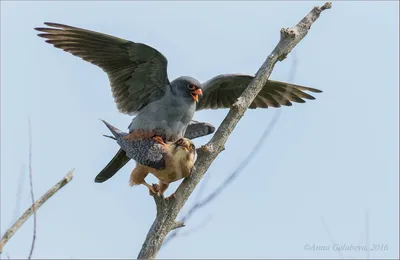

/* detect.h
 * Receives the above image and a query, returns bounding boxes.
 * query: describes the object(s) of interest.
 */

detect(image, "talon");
[152,183,160,193]
[165,193,176,201]
[152,136,166,145]
[148,186,157,195]
[142,182,157,195]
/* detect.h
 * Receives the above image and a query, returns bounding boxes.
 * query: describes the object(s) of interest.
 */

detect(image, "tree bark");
[137,2,332,259]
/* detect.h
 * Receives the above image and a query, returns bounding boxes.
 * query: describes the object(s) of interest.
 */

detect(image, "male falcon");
[35,22,322,182]
[101,119,195,199]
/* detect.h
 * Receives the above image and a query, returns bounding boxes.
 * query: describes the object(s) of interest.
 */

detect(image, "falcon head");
[169,138,196,163]
[173,138,195,154]
[170,76,203,103]
[162,137,196,178]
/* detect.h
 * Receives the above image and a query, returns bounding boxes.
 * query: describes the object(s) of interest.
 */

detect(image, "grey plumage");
[34,22,321,142]
[126,77,201,141]
[184,120,216,140]
[96,120,215,183]
[101,120,166,170]
[35,22,322,184]
[100,120,196,197]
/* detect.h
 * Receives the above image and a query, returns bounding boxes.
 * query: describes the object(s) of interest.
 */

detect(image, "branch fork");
[137,3,332,259]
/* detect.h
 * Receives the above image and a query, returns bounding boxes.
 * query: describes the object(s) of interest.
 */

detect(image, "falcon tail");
[94,149,131,183]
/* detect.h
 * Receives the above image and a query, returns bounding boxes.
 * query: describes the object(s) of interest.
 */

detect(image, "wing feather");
[197,74,322,110]
[35,22,169,114]
[184,120,216,140]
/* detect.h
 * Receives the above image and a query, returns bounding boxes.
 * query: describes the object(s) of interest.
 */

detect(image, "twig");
[28,118,36,259]
[193,169,211,204]
[0,169,74,254]
[12,165,26,223]
[163,214,212,246]
[137,3,332,259]
[176,215,212,237]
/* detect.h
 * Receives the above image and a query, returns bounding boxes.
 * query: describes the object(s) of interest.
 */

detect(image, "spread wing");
[35,22,170,114]
[184,120,216,139]
[197,74,322,111]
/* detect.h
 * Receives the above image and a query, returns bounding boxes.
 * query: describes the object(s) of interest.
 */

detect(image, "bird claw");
[143,182,158,195]
[165,193,176,201]
[148,186,157,195]
[152,135,166,146]
[152,183,160,193]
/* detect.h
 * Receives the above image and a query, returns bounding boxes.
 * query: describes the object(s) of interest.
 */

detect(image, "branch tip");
[65,169,74,181]
[321,2,332,11]
[172,221,185,230]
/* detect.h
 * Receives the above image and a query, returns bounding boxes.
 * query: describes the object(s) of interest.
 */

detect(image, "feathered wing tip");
[99,119,126,139]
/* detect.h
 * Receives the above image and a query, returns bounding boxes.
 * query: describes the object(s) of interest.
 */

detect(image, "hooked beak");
[175,139,191,152]
[181,142,190,152]
[191,88,203,102]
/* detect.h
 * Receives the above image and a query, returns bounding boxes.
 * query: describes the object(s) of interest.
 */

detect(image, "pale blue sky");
[1,1,398,259]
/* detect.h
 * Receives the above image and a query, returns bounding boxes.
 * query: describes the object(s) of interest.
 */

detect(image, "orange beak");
[190,88,203,102]
[176,139,190,151]
[182,144,190,152]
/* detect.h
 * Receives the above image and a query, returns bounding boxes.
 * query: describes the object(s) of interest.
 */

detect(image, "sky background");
[1,1,399,259]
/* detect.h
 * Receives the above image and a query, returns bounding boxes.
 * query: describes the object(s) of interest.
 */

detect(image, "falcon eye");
[190,144,195,150]
[176,138,183,145]
[188,84,196,90]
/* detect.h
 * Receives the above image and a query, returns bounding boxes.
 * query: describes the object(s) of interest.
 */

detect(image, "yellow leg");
[152,136,166,145]
[142,181,157,195]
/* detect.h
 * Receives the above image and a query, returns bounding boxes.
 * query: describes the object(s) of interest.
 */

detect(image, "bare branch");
[164,50,298,246]
[171,221,185,231]
[27,118,36,259]
[12,165,26,223]
[137,3,332,259]
[193,168,211,204]
[164,214,212,246]
[166,48,299,246]
[179,215,212,237]
[0,169,74,254]
[163,84,284,246]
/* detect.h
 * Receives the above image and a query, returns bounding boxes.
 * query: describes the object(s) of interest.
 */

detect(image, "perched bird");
[95,120,214,183]
[34,22,322,182]
[101,120,195,199]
